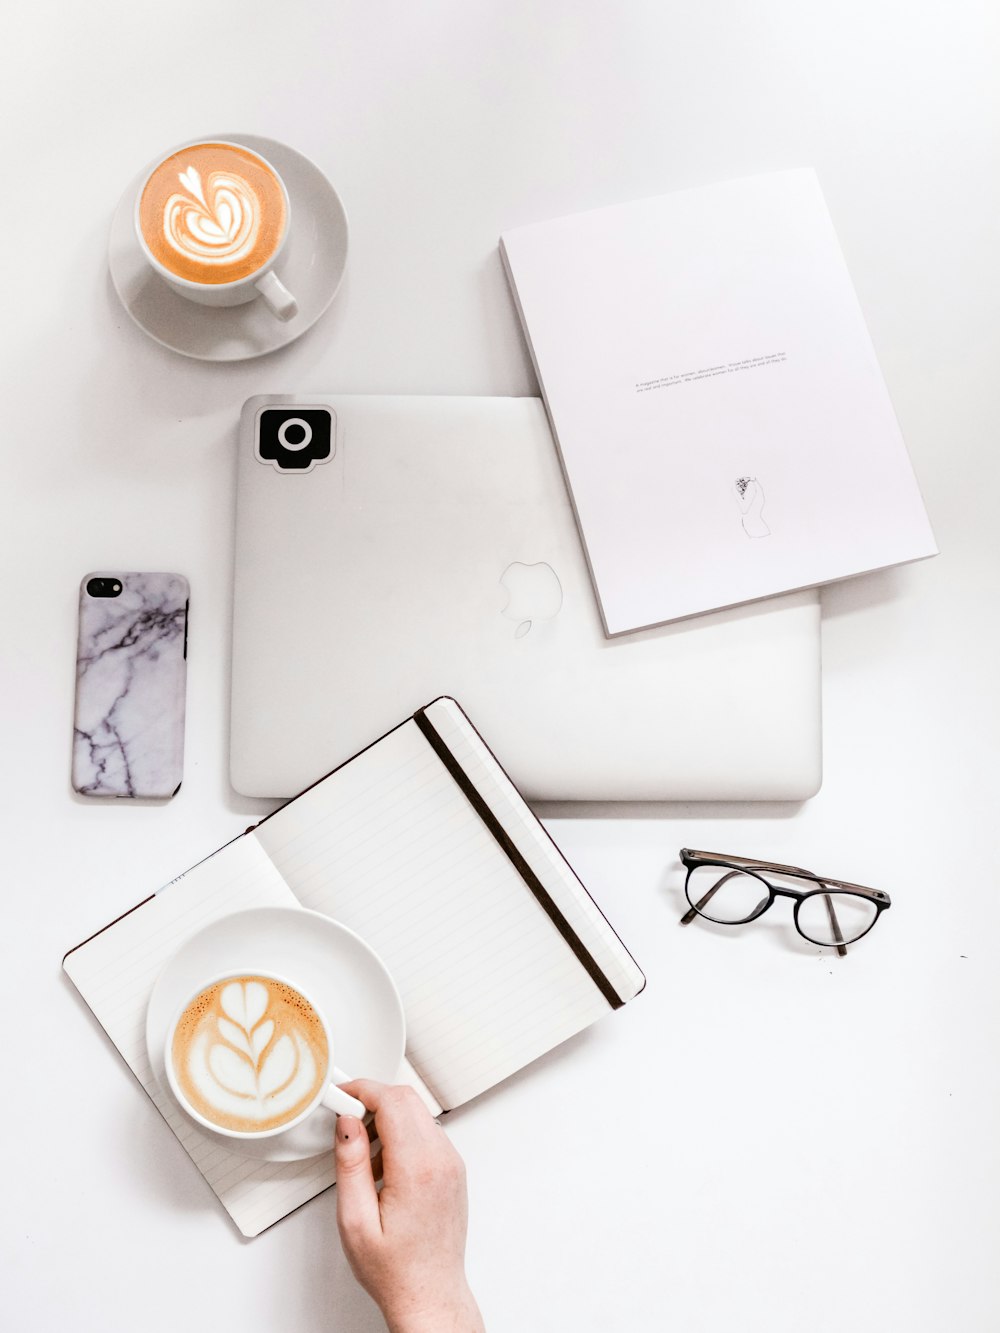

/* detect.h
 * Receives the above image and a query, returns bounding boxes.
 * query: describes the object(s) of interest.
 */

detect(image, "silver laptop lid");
[231,395,821,801]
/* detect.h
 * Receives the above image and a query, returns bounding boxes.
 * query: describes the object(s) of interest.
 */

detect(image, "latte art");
[171,976,329,1133]
[164,166,260,269]
[138,142,287,285]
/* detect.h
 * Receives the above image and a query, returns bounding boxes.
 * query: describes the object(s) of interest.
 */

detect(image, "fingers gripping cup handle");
[322,1068,366,1118]
[255,269,298,321]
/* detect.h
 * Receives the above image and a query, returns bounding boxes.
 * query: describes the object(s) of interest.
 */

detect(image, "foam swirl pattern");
[138,141,286,285]
[171,977,328,1134]
[164,167,259,268]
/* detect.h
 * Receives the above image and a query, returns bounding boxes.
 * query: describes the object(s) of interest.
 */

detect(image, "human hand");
[334,1080,485,1333]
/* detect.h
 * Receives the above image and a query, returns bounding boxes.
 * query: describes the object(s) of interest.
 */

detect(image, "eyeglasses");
[679,848,891,955]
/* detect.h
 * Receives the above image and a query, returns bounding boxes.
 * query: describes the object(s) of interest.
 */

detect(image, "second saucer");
[109,132,349,361]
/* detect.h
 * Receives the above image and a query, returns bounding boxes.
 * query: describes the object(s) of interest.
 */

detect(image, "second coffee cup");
[134,139,298,321]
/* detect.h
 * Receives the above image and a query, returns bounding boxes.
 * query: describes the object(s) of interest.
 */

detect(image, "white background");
[3,2,998,1329]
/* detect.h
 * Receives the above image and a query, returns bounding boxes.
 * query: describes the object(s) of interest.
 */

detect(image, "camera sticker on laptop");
[255,406,336,474]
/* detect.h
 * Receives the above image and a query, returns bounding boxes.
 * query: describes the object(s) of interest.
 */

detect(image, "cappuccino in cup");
[134,140,298,319]
[168,973,348,1135]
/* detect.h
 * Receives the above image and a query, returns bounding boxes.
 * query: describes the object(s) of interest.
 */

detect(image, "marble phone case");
[72,572,189,798]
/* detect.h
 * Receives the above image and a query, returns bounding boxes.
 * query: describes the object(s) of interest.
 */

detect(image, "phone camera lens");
[86,577,123,598]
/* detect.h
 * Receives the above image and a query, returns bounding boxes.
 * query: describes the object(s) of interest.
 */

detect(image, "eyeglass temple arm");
[682,849,885,900]
[683,848,818,879]
[820,886,849,957]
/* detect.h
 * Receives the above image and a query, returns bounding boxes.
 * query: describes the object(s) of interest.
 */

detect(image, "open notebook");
[63,698,645,1237]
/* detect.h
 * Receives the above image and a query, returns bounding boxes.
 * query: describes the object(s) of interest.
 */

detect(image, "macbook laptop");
[230,395,822,801]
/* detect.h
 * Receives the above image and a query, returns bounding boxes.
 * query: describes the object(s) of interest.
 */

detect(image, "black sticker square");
[255,407,335,473]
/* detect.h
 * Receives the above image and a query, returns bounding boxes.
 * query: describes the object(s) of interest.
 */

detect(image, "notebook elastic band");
[414,708,622,1010]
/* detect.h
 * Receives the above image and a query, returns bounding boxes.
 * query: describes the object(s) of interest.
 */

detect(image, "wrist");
[383,1279,484,1333]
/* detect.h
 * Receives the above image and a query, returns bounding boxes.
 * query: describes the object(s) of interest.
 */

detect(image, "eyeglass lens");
[685,866,769,923]
[796,891,877,946]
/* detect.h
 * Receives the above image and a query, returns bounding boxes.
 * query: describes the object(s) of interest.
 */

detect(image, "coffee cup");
[134,139,298,321]
[164,970,365,1140]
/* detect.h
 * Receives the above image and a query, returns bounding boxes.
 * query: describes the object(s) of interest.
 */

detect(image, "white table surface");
[4,2,999,1329]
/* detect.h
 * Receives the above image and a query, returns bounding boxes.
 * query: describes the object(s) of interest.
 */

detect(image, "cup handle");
[320,1067,367,1118]
[254,270,298,322]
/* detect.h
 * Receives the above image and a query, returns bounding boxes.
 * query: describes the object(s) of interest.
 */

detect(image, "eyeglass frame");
[679,848,891,956]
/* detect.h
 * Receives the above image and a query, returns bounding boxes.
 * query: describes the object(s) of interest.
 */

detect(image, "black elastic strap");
[414,707,622,1010]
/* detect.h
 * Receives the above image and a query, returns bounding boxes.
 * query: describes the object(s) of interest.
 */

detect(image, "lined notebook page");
[425,698,645,1003]
[255,714,613,1110]
[62,835,430,1239]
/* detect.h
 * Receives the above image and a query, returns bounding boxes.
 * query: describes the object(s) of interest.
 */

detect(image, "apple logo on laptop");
[499,562,563,639]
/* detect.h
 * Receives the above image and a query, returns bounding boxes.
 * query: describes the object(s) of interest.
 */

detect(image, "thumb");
[335,1115,380,1242]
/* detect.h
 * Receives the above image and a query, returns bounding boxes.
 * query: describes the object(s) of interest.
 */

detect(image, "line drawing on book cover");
[734,477,771,538]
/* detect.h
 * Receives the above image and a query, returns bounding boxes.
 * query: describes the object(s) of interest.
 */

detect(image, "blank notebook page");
[255,706,615,1110]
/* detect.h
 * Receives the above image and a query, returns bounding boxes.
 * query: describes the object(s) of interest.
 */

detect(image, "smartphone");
[72,572,189,798]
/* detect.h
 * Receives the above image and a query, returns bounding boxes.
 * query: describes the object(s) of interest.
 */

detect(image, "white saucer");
[146,906,405,1161]
[108,134,349,361]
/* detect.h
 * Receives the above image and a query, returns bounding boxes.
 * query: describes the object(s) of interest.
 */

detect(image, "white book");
[500,169,938,635]
[63,698,645,1237]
